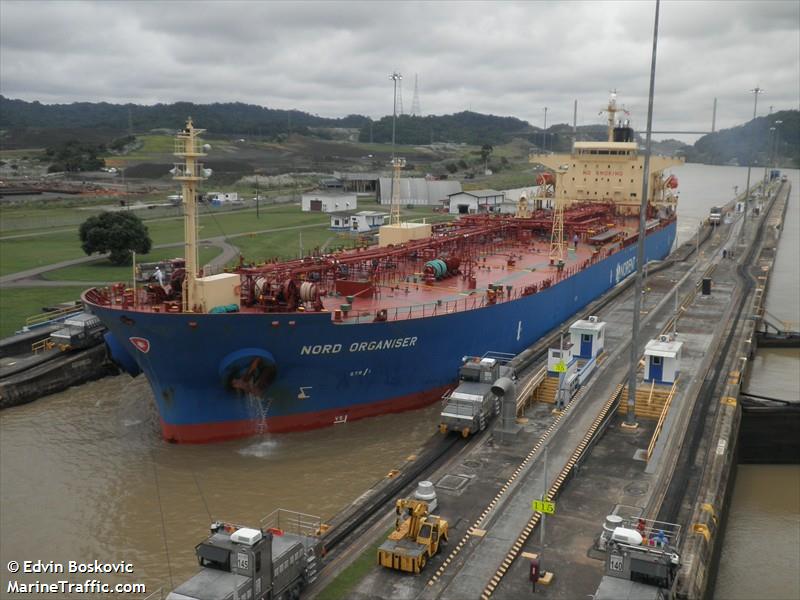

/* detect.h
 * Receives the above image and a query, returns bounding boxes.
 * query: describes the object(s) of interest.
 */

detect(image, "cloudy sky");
[1,1,798,140]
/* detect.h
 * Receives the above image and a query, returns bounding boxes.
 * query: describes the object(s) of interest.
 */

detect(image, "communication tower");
[411,74,422,116]
[397,76,405,115]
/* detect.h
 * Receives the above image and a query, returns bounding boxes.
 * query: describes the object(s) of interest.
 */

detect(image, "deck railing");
[83,218,674,322]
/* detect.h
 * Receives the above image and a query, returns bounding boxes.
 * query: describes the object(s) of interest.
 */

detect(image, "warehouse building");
[301,191,357,212]
[378,178,462,207]
[447,189,506,214]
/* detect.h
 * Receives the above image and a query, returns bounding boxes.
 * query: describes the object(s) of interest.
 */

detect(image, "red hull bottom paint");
[159,385,453,443]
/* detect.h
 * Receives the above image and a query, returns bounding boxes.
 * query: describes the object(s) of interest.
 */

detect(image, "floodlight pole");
[390,72,403,226]
[626,0,660,427]
[743,86,764,237]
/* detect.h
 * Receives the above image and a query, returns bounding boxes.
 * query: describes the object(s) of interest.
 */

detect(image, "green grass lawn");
[0,205,329,277]
[0,286,87,338]
[464,167,540,191]
[0,230,86,276]
[315,530,389,600]
[231,226,332,264]
[230,208,454,265]
[0,148,45,159]
[0,203,452,277]
[41,246,222,283]
[113,134,175,161]
[0,194,178,235]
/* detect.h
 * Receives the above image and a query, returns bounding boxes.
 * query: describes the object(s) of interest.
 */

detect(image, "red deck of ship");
[85,209,662,322]
[320,237,600,323]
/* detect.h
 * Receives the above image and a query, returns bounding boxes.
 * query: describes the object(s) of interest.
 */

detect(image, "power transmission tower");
[397,75,405,115]
[411,74,421,116]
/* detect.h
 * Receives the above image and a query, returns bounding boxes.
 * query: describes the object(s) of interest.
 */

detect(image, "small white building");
[448,190,506,214]
[330,210,387,233]
[207,191,239,205]
[301,191,357,213]
[569,316,606,359]
[643,335,683,385]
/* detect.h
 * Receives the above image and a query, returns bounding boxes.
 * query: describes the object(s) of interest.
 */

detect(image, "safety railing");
[261,508,322,541]
[646,378,680,461]
[31,337,54,354]
[612,516,682,551]
[24,305,82,328]
[516,366,547,414]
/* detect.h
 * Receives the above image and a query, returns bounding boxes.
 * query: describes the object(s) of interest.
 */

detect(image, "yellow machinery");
[377,498,449,574]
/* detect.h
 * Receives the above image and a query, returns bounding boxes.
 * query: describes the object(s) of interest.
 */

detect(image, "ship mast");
[173,118,207,312]
[600,90,622,142]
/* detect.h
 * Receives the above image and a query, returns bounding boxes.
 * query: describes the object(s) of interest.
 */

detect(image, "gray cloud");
[1,0,797,141]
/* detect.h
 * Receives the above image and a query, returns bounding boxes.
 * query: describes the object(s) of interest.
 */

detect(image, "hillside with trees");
[681,110,798,168]
[1,96,796,167]
[0,96,369,141]
[359,112,535,145]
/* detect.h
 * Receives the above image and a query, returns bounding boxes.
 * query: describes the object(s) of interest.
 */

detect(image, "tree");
[79,211,152,265]
[45,139,105,173]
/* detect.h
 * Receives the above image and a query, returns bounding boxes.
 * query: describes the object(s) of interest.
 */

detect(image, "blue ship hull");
[88,221,676,442]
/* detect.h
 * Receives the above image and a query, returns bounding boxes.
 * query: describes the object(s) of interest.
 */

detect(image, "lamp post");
[626,0,660,428]
[773,119,783,169]
[389,72,403,226]
[390,72,402,155]
[743,87,764,237]
[764,127,775,187]
[543,107,548,151]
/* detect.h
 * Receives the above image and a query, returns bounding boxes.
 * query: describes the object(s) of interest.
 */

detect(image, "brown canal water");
[0,376,441,596]
[0,164,797,598]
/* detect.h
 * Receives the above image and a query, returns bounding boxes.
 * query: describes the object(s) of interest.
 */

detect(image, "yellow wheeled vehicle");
[377,498,449,574]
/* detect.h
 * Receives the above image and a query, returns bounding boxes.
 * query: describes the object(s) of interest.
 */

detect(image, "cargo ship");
[84,93,682,443]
